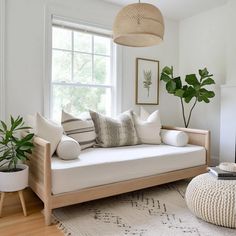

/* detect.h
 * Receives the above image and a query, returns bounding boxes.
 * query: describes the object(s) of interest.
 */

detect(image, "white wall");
[121,19,181,126]
[226,0,236,84]
[5,0,120,119]
[0,0,5,121]
[4,0,180,126]
[179,5,227,162]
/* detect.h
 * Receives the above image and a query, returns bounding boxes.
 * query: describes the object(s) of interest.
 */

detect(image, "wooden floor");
[0,188,62,236]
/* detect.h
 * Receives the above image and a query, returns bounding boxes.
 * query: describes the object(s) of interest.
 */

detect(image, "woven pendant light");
[113,1,164,47]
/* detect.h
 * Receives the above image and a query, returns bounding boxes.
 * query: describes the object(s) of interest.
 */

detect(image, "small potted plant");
[0,116,34,192]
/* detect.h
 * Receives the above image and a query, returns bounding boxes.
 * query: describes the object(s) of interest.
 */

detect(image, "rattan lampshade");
[113,3,164,47]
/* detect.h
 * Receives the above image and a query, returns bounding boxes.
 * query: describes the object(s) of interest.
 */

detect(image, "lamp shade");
[113,3,164,47]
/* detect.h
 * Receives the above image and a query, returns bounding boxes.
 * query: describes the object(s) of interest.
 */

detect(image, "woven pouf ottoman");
[185,173,236,228]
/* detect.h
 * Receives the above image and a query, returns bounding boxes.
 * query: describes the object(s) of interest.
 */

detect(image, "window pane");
[94,55,111,84]
[52,85,111,121]
[94,36,111,55]
[52,27,72,50]
[52,50,71,82]
[74,52,92,83]
[74,32,92,53]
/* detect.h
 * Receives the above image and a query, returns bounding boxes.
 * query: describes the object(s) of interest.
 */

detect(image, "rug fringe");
[52,214,72,236]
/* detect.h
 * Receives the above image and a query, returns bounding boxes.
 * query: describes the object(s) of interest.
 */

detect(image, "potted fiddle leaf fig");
[0,116,34,192]
[161,67,215,128]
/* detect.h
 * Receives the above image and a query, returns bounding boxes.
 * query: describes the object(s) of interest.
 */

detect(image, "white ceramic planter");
[0,164,29,192]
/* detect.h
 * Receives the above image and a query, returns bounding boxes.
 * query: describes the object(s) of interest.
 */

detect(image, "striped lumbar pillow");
[89,110,139,147]
[61,110,96,150]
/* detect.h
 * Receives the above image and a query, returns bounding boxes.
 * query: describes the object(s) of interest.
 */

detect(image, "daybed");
[26,126,210,225]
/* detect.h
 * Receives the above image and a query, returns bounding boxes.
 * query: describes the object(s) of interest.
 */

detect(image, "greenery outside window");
[51,25,114,121]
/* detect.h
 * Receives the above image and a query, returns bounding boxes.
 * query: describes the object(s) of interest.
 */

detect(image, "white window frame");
[44,14,122,119]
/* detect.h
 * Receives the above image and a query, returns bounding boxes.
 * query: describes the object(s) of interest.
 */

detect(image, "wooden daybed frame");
[26,126,210,225]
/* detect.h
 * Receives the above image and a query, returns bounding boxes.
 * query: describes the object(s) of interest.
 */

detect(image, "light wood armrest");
[162,126,211,166]
[22,131,52,202]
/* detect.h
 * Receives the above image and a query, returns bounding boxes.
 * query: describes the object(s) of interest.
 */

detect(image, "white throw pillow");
[56,135,81,160]
[161,129,189,147]
[131,109,162,144]
[35,113,63,156]
[26,114,36,133]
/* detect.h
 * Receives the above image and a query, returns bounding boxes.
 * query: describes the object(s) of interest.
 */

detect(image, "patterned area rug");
[53,180,235,236]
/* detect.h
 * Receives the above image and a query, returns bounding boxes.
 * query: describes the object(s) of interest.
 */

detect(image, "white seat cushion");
[51,144,206,194]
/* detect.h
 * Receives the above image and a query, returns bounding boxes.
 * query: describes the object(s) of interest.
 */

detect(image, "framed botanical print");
[135,58,160,105]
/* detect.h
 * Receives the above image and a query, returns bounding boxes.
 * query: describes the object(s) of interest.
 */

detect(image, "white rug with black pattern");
[53,180,235,236]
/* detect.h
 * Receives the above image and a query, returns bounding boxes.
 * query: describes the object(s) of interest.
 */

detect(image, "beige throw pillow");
[61,110,96,150]
[89,110,139,147]
[131,109,162,144]
[35,113,63,156]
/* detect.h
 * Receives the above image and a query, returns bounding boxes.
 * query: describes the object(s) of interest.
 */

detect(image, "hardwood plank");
[0,189,62,236]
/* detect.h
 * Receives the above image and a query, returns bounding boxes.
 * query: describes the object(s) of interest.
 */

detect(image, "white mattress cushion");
[51,144,206,194]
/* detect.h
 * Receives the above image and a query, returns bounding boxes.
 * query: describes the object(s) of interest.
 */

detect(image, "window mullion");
[52,81,112,89]
[71,30,74,82]
[92,35,94,82]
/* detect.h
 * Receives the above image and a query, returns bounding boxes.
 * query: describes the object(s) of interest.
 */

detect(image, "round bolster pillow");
[56,135,81,160]
[160,129,189,147]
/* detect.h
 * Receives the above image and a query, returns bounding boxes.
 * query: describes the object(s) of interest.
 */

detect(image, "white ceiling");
[103,0,228,20]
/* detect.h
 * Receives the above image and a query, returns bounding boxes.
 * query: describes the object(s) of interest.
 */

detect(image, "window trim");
[44,13,122,119]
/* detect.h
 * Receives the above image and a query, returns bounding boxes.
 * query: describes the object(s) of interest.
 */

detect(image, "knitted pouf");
[185,173,236,228]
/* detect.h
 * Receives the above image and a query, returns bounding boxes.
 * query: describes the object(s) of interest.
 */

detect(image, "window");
[51,24,114,121]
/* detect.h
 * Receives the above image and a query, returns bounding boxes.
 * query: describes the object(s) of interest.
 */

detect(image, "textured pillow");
[161,129,189,147]
[89,110,139,147]
[131,110,162,144]
[56,135,81,160]
[61,110,96,150]
[35,113,63,156]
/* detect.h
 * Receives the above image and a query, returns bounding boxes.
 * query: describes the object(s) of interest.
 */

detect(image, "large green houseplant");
[160,67,215,128]
[0,116,34,192]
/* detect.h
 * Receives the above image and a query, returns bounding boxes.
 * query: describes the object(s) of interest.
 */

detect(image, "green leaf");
[184,95,194,103]
[185,74,200,86]
[0,121,7,131]
[183,87,196,103]
[175,89,185,98]
[199,68,209,77]
[10,116,14,126]
[166,80,176,93]
[202,96,210,103]
[206,91,215,98]
[173,77,182,89]
[162,66,173,75]
[160,73,171,82]
[20,133,34,143]
[201,78,215,86]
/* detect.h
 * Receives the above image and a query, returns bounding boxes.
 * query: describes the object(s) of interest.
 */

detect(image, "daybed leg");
[44,204,52,226]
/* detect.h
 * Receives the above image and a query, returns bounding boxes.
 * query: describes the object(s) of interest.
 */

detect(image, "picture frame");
[135,58,160,105]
